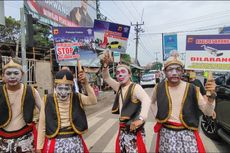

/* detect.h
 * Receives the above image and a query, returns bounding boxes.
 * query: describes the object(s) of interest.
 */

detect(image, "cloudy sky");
[4,1,230,66]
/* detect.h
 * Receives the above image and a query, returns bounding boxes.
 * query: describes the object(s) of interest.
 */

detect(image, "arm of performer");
[36,97,46,152]
[130,84,152,131]
[34,88,42,110]
[78,70,97,106]
[102,67,120,92]
[198,78,216,116]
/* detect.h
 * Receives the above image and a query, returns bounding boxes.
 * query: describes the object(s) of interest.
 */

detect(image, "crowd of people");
[0,50,217,153]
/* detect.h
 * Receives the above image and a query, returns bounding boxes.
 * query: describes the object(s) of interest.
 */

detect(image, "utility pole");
[131,22,144,65]
[155,52,160,62]
[20,8,27,83]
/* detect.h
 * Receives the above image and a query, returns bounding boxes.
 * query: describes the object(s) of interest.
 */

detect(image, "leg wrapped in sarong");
[43,133,89,153]
[115,123,146,153]
[154,121,205,153]
[0,124,35,152]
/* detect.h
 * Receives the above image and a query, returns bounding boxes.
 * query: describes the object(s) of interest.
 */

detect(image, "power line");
[131,21,144,64]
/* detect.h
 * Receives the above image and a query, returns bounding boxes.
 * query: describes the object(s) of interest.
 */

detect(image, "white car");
[140,73,156,87]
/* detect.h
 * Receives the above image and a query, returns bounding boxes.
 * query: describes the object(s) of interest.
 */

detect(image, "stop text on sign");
[58,47,74,55]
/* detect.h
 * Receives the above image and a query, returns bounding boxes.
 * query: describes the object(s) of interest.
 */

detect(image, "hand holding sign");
[205,71,217,99]
[77,60,87,84]
[99,50,113,68]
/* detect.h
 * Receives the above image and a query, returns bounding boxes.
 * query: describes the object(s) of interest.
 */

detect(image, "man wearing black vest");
[0,58,42,152]
[37,68,97,153]
[152,52,216,153]
[101,51,151,153]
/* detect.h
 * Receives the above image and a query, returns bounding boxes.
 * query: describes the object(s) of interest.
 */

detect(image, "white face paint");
[116,67,130,85]
[164,64,183,85]
[4,68,22,86]
[55,84,72,102]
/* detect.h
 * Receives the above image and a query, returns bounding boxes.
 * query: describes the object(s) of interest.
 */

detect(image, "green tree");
[33,24,52,47]
[151,62,163,70]
[120,53,131,64]
[0,16,20,43]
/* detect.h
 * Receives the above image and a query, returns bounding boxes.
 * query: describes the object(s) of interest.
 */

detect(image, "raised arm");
[198,78,216,116]
[100,50,120,92]
[102,67,120,92]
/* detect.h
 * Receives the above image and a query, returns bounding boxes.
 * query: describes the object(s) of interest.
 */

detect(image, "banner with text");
[53,27,100,67]
[162,33,178,61]
[185,35,230,71]
[93,19,130,53]
[24,0,96,27]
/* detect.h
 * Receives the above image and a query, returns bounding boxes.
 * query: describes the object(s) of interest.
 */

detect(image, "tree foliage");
[120,53,131,64]
[0,16,20,43]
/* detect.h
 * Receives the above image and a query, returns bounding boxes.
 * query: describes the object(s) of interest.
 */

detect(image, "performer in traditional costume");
[0,58,42,152]
[37,68,97,153]
[152,52,216,153]
[101,51,151,153]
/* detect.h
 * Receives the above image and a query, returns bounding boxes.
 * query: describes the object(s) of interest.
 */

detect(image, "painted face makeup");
[165,64,183,84]
[55,84,72,102]
[116,67,130,85]
[4,68,22,86]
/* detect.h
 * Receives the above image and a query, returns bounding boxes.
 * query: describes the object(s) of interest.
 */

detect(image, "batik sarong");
[43,134,88,153]
[0,130,34,153]
[116,123,147,153]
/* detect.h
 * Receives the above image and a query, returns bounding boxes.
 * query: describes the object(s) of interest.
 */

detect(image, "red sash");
[0,122,37,150]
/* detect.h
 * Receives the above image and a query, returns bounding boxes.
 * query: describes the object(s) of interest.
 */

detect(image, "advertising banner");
[53,27,100,67]
[93,19,130,53]
[24,0,96,27]
[162,33,178,61]
[185,35,230,71]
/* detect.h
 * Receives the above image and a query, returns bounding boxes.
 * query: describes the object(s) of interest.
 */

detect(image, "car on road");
[140,72,156,88]
[107,41,122,49]
[201,74,230,144]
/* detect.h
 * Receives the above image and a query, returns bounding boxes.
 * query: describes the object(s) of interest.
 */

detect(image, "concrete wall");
[36,61,53,97]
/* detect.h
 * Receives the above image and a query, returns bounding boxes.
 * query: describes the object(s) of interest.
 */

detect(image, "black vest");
[45,93,88,138]
[156,80,200,130]
[112,83,141,124]
[0,84,35,128]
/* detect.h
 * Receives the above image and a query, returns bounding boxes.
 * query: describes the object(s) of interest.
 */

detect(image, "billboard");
[24,0,96,27]
[185,35,230,71]
[219,26,230,34]
[53,27,100,67]
[0,1,5,26]
[93,19,130,53]
[162,33,178,61]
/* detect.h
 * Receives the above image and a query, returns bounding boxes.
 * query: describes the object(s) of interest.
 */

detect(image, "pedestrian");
[0,58,42,152]
[101,51,151,153]
[36,68,97,153]
[151,52,216,152]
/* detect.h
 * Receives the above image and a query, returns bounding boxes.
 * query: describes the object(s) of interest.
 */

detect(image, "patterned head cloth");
[164,51,184,70]
[54,70,74,85]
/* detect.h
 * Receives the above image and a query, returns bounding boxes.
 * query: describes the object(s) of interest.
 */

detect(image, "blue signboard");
[162,34,178,61]
[93,19,130,53]
[52,27,100,67]
[186,35,230,50]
